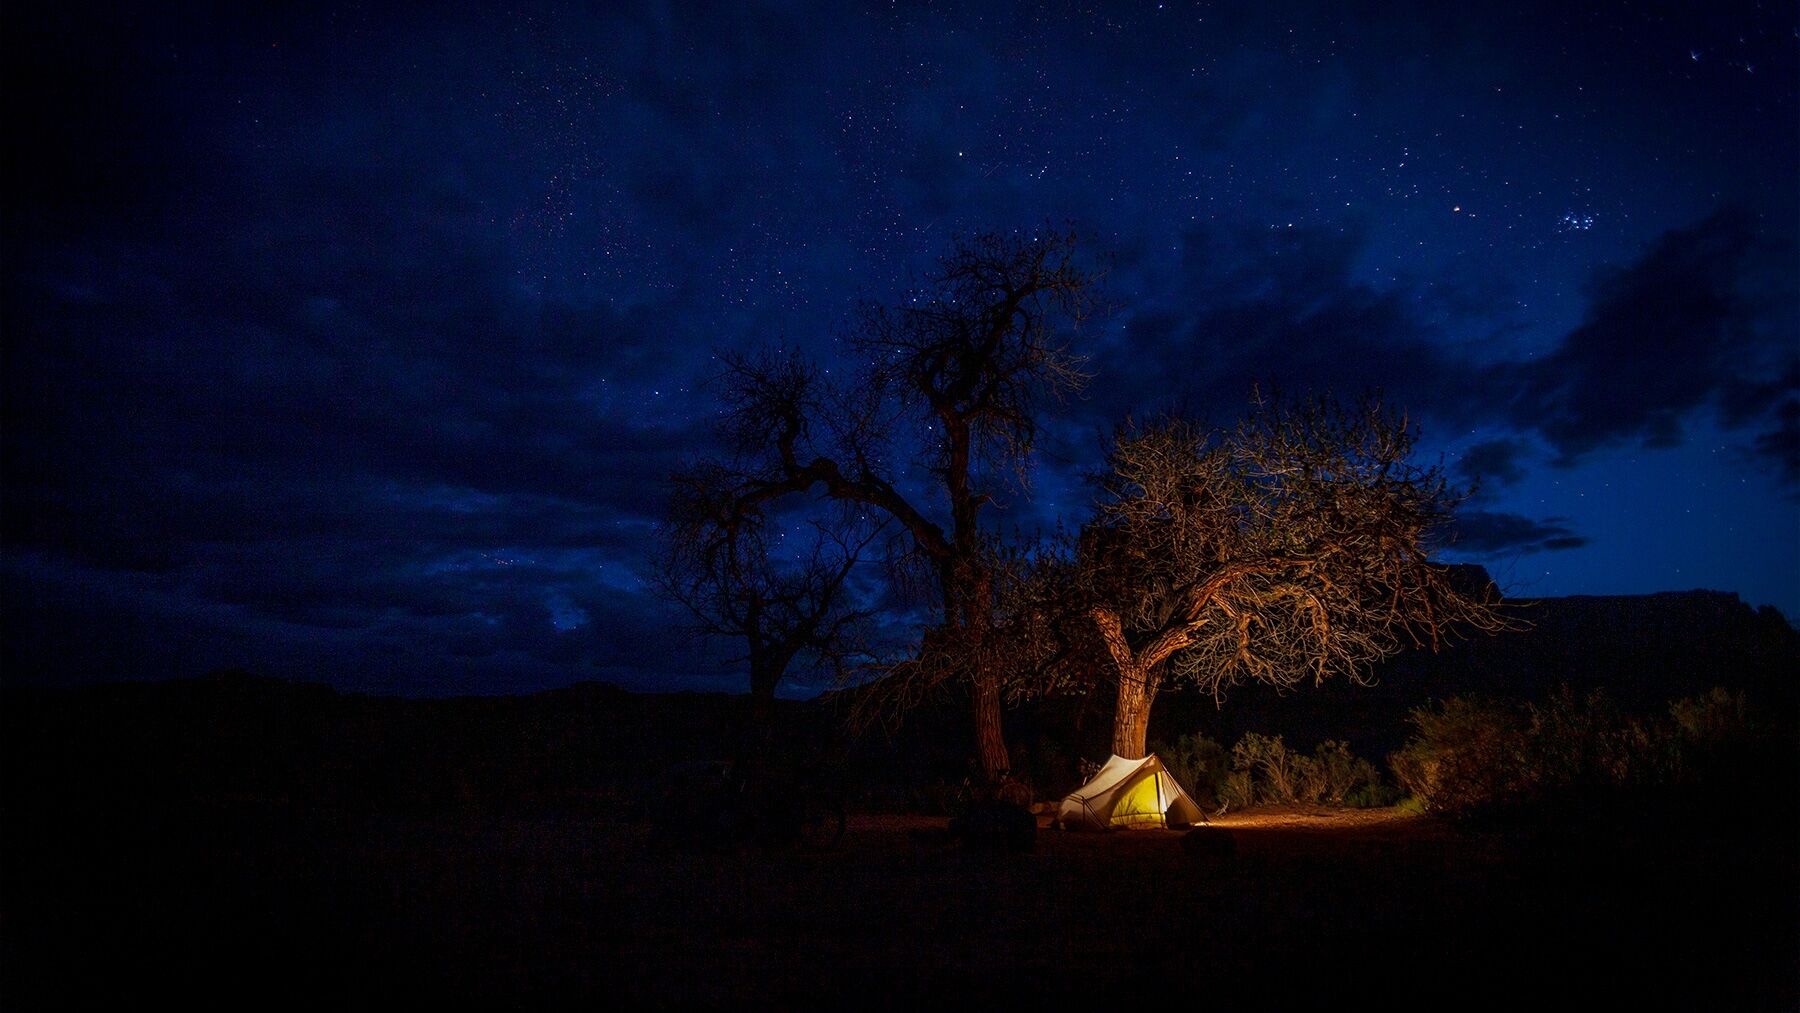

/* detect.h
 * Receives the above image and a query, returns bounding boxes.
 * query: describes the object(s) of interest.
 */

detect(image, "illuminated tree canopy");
[1079,394,1512,758]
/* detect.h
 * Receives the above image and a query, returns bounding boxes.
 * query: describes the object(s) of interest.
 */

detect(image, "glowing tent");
[1055,753,1206,831]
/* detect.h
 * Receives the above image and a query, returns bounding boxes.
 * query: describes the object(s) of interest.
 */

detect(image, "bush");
[1667,686,1784,798]
[1526,685,1662,790]
[1228,733,1390,807]
[1389,685,1773,817]
[1343,782,1403,808]
[1232,733,1306,803]
[1220,770,1256,810]
[1155,733,1231,810]
[1389,696,1528,815]
[1307,740,1381,805]
[1670,686,1754,760]
[1160,730,1396,812]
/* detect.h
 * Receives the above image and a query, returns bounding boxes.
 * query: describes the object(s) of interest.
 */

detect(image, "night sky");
[5,1,1796,696]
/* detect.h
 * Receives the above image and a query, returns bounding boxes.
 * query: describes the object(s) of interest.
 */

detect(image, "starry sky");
[5,0,1796,695]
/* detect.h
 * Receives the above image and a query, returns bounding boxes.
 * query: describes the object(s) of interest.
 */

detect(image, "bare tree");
[1084,392,1512,759]
[657,463,883,742]
[705,231,1095,777]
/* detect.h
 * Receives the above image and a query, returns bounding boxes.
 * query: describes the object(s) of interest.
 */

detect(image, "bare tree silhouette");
[701,231,1096,777]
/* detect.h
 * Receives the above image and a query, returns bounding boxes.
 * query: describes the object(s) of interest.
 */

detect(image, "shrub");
[1526,685,1652,790]
[1292,753,1325,804]
[1343,782,1403,808]
[1155,732,1231,809]
[1308,740,1381,805]
[1220,770,1256,810]
[1228,732,1367,805]
[1232,733,1305,803]
[1670,686,1753,752]
[1668,686,1779,794]
[1167,732,1393,810]
[1390,685,1736,816]
[1390,696,1528,814]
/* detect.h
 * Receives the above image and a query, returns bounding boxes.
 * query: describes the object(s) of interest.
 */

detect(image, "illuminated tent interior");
[1056,753,1206,831]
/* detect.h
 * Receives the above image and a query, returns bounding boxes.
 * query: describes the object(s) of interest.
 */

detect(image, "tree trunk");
[1111,660,1161,759]
[745,654,780,763]
[954,566,1011,781]
[972,673,1010,778]
[749,680,774,732]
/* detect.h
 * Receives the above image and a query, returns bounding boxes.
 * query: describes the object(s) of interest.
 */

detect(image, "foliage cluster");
[1155,730,1394,812]
[1390,685,1783,816]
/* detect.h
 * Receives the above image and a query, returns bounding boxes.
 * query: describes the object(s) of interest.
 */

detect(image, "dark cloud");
[1489,208,1798,470]
[1093,209,1797,474]
[1084,220,1476,429]
[1752,398,1800,487]
[1444,511,1591,556]
[1456,438,1533,491]
[1,548,726,695]
[0,65,722,692]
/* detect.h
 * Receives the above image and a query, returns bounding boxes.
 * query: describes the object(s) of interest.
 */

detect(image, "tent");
[1055,753,1206,831]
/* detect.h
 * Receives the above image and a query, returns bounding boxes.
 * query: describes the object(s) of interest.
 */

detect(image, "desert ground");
[7,797,1794,1006]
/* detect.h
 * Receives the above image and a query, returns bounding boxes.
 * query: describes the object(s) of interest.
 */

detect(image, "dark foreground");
[5,799,1795,1007]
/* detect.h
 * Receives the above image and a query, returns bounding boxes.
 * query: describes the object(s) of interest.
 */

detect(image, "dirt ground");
[6,801,1795,1006]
